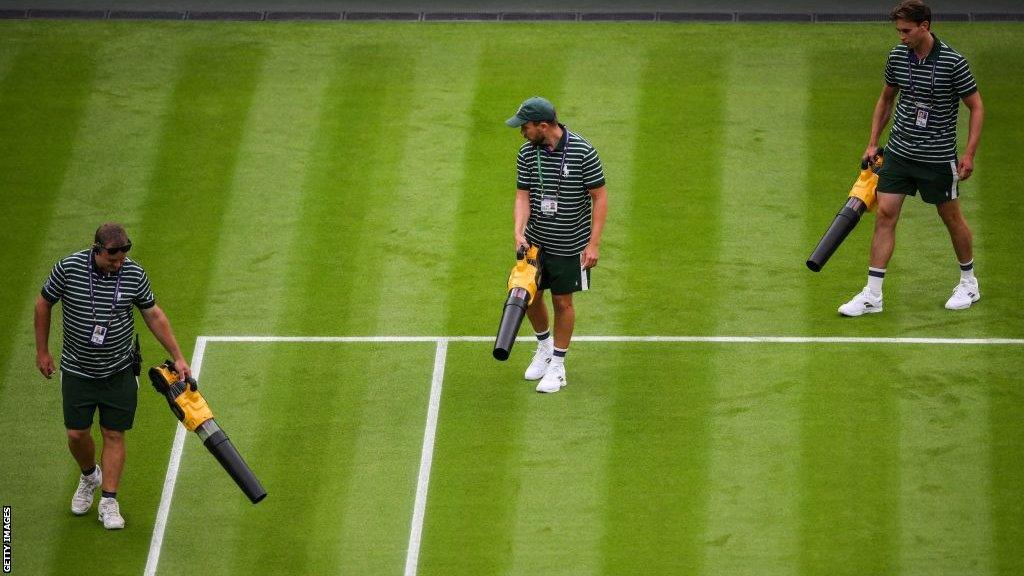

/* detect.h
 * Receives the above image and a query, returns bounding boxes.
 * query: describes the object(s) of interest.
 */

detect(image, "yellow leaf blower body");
[806,150,884,272]
[493,244,542,360]
[149,361,267,504]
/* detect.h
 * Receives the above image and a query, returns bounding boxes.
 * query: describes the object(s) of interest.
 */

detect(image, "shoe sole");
[945,296,980,310]
[838,306,883,317]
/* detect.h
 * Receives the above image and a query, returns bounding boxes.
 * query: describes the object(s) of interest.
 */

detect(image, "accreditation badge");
[90,325,107,346]
[915,105,930,128]
[540,195,558,216]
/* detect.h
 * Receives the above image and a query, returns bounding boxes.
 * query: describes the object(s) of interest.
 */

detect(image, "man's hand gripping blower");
[806,150,885,272]
[149,361,267,504]
[493,245,542,361]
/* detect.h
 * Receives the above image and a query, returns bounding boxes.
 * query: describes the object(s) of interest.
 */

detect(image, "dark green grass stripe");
[799,348,899,576]
[417,343,531,575]
[971,48,1024,576]
[990,369,1024,576]
[620,42,727,336]
[273,42,417,336]
[40,44,267,575]
[132,42,266,346]
[422,46,567,573]
[600,344,713,575]
[0,42,98,389]
[970,48,1024,339]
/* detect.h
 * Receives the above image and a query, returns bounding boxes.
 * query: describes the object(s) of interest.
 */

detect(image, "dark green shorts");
[61,367,138,431]
[538,253,591,295]
[876,152,960,205]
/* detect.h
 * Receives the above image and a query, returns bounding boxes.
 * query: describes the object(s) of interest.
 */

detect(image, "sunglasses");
[98,243,132,255]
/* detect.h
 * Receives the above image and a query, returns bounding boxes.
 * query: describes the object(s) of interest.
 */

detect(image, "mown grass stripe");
[133,41,267,347]
[704,45,810,576]
[0,41,98,390]
[425,39,570,574]
[970,46,1024,576]
[367,38,481,335]
[799,349,900,576]
[505,43,644,576]
[193,41,333,336]
[273,41,417,337]
[897,355,993,576]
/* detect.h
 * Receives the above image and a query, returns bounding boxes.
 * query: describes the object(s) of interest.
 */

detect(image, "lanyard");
[87,255,123,328]
[535,131,570,197]
[907,47,938,103]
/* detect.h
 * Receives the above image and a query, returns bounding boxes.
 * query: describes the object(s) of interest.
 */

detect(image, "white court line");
[145,332,1022,575]
[404,338,449,576]
[144,336,209,576]
[201,335,1024,345]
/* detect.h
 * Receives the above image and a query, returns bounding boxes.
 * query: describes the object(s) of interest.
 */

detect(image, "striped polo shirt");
[883,34,978,162]
[516,124,606,257]
[41,249,156,378]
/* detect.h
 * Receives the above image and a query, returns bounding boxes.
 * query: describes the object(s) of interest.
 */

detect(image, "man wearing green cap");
[506,96,608,394]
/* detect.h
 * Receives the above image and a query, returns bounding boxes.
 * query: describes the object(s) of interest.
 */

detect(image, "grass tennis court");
[0,19,1022,576]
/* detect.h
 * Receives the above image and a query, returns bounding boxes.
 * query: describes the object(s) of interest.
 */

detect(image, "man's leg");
[936,198,973,263]
[551,293,575,350]
[99,426,125,493]
[937,199,980,309]
[68,427,102,515]
[524,291,554,380]
[839,192,905,316]
[526,289,549,333]
[869,191,906,269]
[67,428,96,471]
[537,293,574,393]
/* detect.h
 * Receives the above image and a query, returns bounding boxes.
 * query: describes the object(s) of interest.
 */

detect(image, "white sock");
[959,259,975,282]
[867,267,886,296]
[551,348,567,367]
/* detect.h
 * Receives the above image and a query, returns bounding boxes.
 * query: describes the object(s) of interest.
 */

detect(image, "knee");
[100,427,124,444]
[553,297,574,314]
[66,428,91,443]
[875,206,900,228]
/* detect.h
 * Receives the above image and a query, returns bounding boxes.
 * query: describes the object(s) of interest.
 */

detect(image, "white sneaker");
[70,466,102,515]
[524,346,553,380]
[838,287,883,317]
[536,363,567,393]
[98,497,125,530]
[945,278,980,310]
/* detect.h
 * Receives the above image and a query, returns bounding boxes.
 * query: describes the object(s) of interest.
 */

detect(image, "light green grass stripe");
[367,41,481,335]
[0,38,179,576]
[555,44,643,335]
[898,371,993,576]
[505,44,644,576]
[192,42,332,335]
[704,46,810,576]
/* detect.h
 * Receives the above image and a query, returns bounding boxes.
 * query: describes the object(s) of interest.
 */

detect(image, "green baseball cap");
[506,96,556,127]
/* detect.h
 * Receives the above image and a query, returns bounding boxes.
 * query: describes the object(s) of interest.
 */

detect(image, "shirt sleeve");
[884,51,899,88]
[516,147,531,191]
[40,261,66,303]
[133,268,156,310]
[951,56,978,99]
[581,147,606,190]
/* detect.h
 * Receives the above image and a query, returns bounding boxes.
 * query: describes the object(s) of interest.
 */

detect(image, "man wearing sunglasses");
[34,222,190,529]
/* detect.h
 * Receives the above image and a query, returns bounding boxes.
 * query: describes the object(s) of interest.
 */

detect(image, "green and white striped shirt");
[883,34,978,162]
[41,250,156,379]
[516,125,606,257]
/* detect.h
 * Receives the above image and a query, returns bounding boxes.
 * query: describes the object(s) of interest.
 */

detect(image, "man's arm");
[514,188,531,251]
[34,295,55,378]
[140,304,191,380]
[582,186,608,269]
[864,84,899,161]
[958,91,984,181]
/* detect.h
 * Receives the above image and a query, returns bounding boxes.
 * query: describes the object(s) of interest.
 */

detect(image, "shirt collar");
[910,33,941,64]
